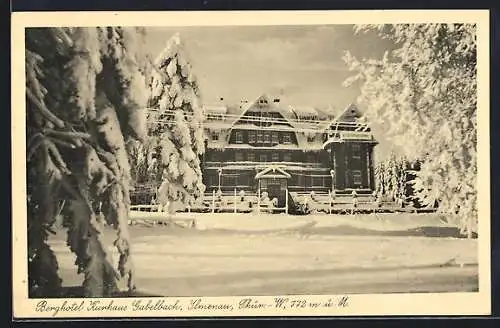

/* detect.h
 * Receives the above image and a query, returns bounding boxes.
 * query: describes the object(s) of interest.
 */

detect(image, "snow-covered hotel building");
[201,94,378,207]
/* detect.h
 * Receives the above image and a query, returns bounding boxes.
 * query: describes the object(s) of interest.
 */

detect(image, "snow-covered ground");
[129,211,456,232]
[48,213,478,296]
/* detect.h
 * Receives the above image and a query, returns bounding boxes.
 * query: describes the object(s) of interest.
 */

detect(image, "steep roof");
[201,100,373,147]
[289,105,319,118]
[203,104,228,114]
[320,103,365,131]
[230,94,296,129]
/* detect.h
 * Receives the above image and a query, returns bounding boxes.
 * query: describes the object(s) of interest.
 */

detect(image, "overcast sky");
[143,25,391,111]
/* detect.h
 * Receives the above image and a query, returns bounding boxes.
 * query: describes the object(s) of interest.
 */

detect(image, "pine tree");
[26,27,147,297]
[343,24,477,237]
[128,140,150,185]
[375,153,411,203]
[374,162,385,195]
[146,34,205,212]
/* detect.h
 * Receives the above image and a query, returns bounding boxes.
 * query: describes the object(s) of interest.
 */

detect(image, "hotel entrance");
[255,166,290,210]
[261,178,287,207]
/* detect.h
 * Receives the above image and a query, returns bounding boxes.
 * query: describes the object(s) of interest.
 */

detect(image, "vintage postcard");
[12,10,491,318]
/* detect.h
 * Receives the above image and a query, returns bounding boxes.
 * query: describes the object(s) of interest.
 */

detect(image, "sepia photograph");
[12,10,491,317]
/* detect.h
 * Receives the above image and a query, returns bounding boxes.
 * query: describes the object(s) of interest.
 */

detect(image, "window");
[312,176,323,187]
[208,175,217,187]
[238,175,249,186]
[260,179,268,189]
[283,133,291,144]
[235,152,244,162]
[211,132,219,141]
[259,154,268,162]
[307,154,315,163]
[257,131,263,143]
[248,131,256,144]
[235,131,243,144]
[352,144,361,159]
[272,133,279,144]
[209,152,218,161]
[283,153,292,162]
[352,170,362,186]
[305,176,312,188]
[307,135,315,143]
[247,152,255,161]
[264,132,271,144]
[223,176,237,187]
[271,152,280,162]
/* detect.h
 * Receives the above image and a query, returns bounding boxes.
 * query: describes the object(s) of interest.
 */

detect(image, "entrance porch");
[255,166,290,213]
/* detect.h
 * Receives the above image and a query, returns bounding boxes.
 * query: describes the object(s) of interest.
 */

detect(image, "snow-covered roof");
[230,94,292,127]
[255,166,291,179]
[320,103,365,131]
[203,104,228,114]
[231,123,296,132]
[199,99,376,149]
[214,144,300,150]
[289,105,318,118]
[295,134,325,150]
[322,131,377,148]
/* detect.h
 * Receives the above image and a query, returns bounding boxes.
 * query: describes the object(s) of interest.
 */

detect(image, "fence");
[130,189,435,216]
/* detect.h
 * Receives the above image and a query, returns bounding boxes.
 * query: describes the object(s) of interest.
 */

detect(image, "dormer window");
[235,131,243,144]
[264,132,271,144]
[283,133,291,144]
[248,131,256,144]
[257,131,263,143]
[271,133,279,145]
[211,132,219,141]
[307,135,315,143]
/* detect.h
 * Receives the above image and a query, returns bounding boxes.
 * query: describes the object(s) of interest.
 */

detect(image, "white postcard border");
[11,9,492,318]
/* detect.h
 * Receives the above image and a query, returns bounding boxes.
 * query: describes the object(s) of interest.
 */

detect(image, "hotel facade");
[201,94,378,208]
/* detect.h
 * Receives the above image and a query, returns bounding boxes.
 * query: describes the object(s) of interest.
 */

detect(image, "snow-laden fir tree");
[127,140,150,185]
[343,24,477,237]
[146,34,205,212]
[26,27,148,297]
[374,152,411,203]
[374,162,386,195]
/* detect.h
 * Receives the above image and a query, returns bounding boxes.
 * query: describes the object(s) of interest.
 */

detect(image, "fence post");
[257,187,261,214]
[285,188,289,215]
[329,190,332,215]
[211,189,215,214]
[234,188,237,213]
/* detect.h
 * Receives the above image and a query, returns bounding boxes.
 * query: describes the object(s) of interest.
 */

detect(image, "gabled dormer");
[324,103,371,133]
[228,94,299,147]
[337,103,362,122]
[321,104,377,147]
[231,94,293,127]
